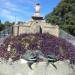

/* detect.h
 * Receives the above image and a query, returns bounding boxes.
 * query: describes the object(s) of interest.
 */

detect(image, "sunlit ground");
[0,59,75,75]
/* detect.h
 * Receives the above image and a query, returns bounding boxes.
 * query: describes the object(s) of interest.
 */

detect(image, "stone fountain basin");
[0,60,75,75]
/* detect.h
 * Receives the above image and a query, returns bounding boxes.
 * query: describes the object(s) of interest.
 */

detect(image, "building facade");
[13,3,59,37]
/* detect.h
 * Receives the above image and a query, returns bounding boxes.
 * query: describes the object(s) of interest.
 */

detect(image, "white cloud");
[0,9,15,21]
[0,0,35,22]
[0,9,24,22]
[18,0,35,4]
[0,0,19,12]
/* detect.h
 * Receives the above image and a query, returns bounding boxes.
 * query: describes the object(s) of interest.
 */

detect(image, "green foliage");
[45,0,75,36]
[0,20,15,31]
[0,20,5,31]
[4,21,15,26]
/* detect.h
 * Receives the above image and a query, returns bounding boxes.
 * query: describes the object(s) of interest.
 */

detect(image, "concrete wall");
[42,25,59,37]
[13,21,59,37]
[0,60,74,75]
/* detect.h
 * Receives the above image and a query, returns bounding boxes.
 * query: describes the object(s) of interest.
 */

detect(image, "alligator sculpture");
[21,50,59,70]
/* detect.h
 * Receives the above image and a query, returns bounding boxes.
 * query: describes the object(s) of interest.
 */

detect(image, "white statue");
[35,3,41,17]
[7,44,11,51]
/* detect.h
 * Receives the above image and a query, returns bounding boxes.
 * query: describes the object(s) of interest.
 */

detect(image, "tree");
[45,0,75,36]
[4,21,15,27]
[0,20,5,31]
[0,20,15,31]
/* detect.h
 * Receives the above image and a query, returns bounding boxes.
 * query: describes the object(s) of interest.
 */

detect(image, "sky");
[0,0,61,22]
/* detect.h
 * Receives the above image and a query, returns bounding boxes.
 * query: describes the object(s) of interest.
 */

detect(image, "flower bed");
[0,33,75,64]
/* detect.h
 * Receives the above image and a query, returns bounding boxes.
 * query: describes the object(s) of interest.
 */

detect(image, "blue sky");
[0,0,61,22]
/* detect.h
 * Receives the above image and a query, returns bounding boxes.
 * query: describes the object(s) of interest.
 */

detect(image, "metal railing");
[0,26,13,45]
[59,29,75,45]
[0,26,13,38]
